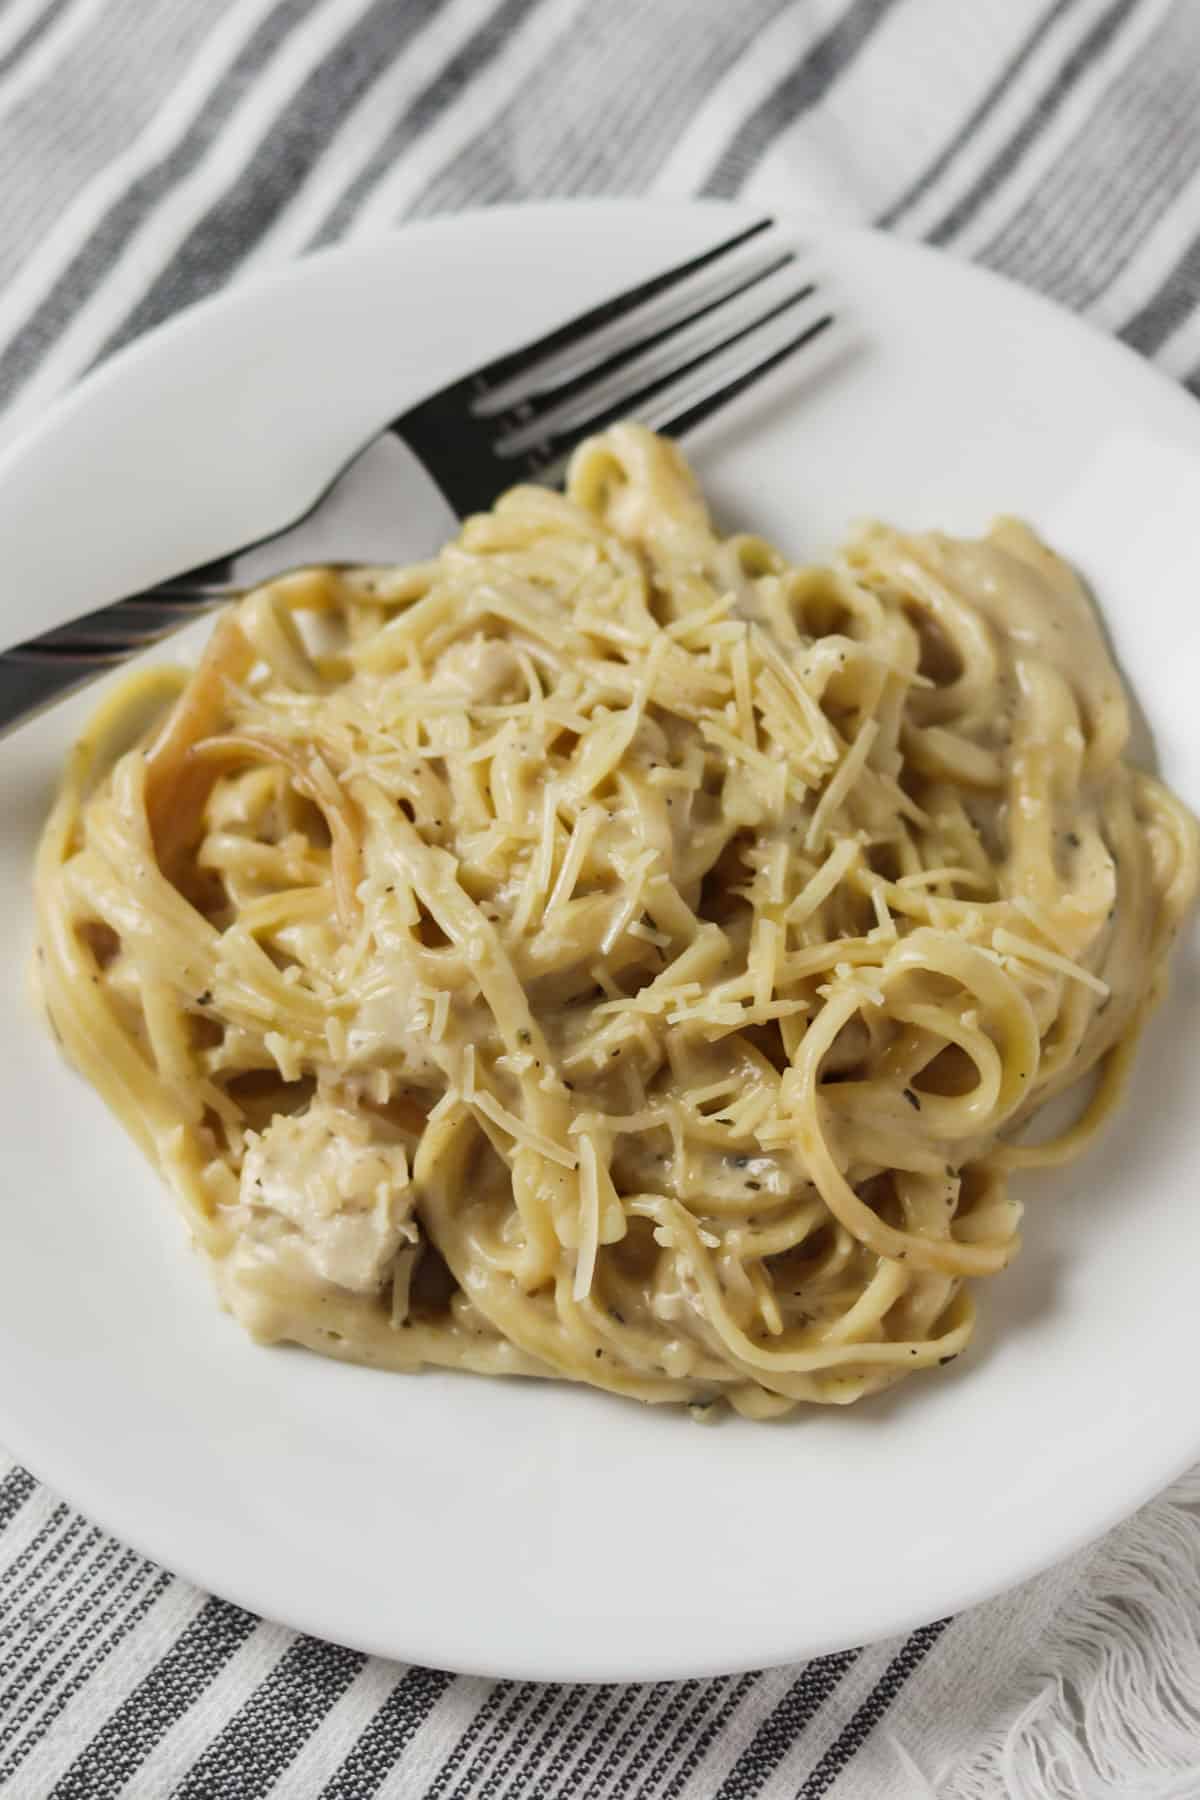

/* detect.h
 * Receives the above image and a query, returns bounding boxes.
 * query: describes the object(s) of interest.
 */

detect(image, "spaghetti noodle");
[34,424,1197,1417]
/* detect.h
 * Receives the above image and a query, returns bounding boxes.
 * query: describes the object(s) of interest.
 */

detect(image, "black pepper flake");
[939,1354,958,1367]
[746,1180,762,1191]
[714,1116,734,1126]
[517,1029,532,1044]
[594,1348,603,1358]
[903,1088,921,1111]
[197,990,213,1006]
[611,1309,625,1324]
[1065,832,1080,849]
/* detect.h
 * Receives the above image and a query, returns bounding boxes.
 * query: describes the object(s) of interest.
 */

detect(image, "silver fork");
[0,217,837,733]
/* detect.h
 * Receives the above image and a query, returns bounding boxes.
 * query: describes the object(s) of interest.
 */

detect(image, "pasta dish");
[34,425,1197,1417]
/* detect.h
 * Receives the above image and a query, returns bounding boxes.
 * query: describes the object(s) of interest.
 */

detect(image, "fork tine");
[650,312,837,441]
[518,310,837,490]
[460,217,775,400]
[494,285,831,461]
[473,252,801,422]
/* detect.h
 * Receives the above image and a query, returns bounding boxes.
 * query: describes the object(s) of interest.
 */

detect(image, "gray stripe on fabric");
[630,1676,739,1800]
[713,1652,860,1800]
[487,1690,587,1800]
[0,1547,144,1728]
[1,1528,114,1651]
[0,1565,172,1788]
[537,1,790,198]
[172,1635,366,1800]
[507,1683,600,1800]
[522,1685,615,1800]
[312,0,549,244]
[0,1511,92,1618]
[446,1682,545,1800]
[0,1502,72,1595]
[0,0,222,298]
[48,1597,258,1800]
[0,1468,36,1535]
[609,1683,707,1800]
[409,0,789,214]
[96,0,445,361]
[0,0,321,411]
[532,1684,635,1800]
[421,1684,510,1800]
[1122,225,1200,355]
[701,0,901,200]
[320,1667,455,1800]
[794,1621,950,1798]
[925,0,1141,248]
[578,1684,680,1800]
[659,1672,759,1800]
[977,1,1200,308]
[473,1682,581,1800]
[0,0,71,85]
[877,0,1082,229]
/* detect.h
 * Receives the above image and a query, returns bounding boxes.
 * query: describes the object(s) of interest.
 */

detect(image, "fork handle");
[0,433,461,738]
[0,589,223,736]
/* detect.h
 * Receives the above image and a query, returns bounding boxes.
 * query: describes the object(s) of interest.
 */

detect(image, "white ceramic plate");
[1,201,1198,1684]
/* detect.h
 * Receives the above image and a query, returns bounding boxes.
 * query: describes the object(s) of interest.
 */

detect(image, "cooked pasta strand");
[33,424,1197,1415]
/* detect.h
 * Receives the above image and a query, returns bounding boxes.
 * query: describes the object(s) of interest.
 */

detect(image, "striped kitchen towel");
[3,2,1200,1794]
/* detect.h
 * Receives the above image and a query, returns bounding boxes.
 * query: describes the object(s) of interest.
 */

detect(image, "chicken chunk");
[235,1097,417,1294]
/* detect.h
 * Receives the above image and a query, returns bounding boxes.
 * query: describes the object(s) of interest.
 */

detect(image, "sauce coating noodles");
[35,426,1197,1416]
